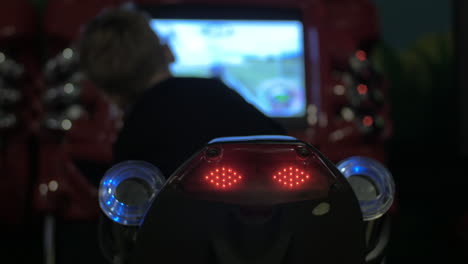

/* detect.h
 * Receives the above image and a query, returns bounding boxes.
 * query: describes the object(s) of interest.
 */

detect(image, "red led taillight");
[177,136,335,205]
[205,167,242,189]
[273,166,310,188]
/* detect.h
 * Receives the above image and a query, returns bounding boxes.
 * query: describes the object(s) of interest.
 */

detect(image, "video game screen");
[150,19,306,118]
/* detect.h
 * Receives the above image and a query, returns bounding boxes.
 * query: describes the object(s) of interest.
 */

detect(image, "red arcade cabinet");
[0,0,39,228]
[36,0,122,221]
[39,0,390,182]
[133,0,392,163]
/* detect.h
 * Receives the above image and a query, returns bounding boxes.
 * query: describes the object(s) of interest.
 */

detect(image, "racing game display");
[151,19,306,118]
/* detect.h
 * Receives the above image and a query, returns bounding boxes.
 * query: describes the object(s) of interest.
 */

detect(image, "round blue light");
[337,156,395,221]
[99,161,165,226]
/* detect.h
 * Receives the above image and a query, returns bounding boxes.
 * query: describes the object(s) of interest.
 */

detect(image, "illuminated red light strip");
[273,166,310,188]
[205,167,241,188]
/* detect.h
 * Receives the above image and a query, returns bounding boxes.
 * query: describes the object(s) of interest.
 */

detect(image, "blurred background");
[1,0,466,263]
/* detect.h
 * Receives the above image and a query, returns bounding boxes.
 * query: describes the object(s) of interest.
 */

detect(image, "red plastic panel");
[0,1,37,40]
[0,134,30,225]
[43,0,122,42]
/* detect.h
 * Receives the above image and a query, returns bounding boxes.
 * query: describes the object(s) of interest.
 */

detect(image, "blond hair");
[79,8,169,98]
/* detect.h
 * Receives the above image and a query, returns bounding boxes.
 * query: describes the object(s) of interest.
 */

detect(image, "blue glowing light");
[209,135,298,144]
[99,161,166,226]
[352,166,363,174]
[337,156,395,221]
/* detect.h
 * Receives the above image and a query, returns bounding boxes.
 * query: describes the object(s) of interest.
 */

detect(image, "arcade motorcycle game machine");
[1,0,392,263]
[36,0,122,263]
[132,0,392,164]
[110,1,395,263]
[0,1,44,262]
[1,0,120,263]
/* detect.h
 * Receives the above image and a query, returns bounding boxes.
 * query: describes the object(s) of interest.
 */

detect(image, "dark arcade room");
[1,0,466,263]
